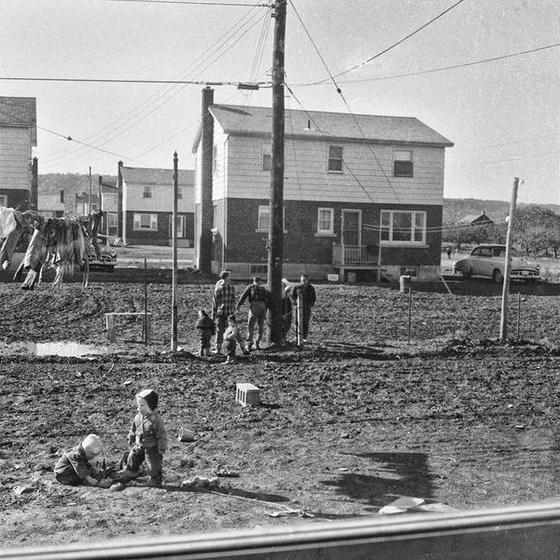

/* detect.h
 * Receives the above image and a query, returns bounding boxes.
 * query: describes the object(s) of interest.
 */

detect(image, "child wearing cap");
[195,309,216,357]
[116,389,168,487]
[54,434,112,487]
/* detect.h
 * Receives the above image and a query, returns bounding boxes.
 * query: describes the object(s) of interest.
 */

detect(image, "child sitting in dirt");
[54,434,113,488]
[196,309,216,356]
[116,389,168,487]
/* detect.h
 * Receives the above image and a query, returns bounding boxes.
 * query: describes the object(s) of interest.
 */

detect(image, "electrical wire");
[39,5,270,168]
[310,0,466,85]
[71,0,272,6]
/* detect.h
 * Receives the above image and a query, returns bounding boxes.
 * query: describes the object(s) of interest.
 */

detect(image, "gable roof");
[459,211,495,225]
[193,104,453,149]
[0,97,37,145]
[121,166,194,186]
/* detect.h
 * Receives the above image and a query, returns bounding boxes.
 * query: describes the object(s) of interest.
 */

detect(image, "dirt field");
[2,275,560,548]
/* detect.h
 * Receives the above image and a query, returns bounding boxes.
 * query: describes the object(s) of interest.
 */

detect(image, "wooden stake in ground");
[500,177,520,341]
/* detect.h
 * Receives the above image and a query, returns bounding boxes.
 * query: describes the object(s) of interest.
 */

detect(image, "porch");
[332,244,378,268]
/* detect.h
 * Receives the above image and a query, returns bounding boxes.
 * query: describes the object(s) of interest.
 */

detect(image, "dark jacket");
[291,282,316,309]
[128,411,168,454]
[54,444,100,482]
[196,315,216,335]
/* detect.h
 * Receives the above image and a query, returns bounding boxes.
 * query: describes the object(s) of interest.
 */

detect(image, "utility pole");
[499,177,520,341]
[267,0,287,344]
[88,166,92,219]
[171,152,179,352]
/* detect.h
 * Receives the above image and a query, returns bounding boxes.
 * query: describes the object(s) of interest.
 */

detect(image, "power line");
[0,76,270,85]
[313,0,466,84]
[322,43,560,86]
[71,0,271,6]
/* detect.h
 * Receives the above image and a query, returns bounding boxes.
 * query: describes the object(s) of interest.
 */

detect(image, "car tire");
[493,269,504,284]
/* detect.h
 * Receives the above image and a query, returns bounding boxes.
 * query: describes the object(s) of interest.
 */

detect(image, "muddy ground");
[2,273,560,548]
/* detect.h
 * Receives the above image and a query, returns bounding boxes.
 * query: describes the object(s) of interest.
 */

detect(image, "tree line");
[444,206,560,258]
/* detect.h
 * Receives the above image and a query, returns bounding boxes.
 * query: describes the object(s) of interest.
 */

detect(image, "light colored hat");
[82,434,103,456]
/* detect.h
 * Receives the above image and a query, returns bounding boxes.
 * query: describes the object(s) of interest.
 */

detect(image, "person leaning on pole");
[212,270,237,354]
[291,274,317,343]
[237,276,270,351]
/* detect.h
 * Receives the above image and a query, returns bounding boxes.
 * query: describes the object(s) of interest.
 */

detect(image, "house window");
[317,208,334,235]
[60,190,65,204]
[169,215,186,238]
[257,205,286,232]
[0,194,7,207]
[143,186,152,199]
[380,210,426,244]
[394,150,413,177]
[328,146,343,173]
[262,144,272,171]
[107,212,118,228]
[177,188,183,200]
[133,213,158,231]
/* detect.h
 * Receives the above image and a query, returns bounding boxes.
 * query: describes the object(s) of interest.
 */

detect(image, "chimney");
[197,87,214,273]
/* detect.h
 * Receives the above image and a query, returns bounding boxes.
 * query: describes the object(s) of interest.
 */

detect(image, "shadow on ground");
[321,451,435,509]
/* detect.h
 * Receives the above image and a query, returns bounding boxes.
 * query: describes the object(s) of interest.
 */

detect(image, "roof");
[192,104,453,150]
[121,167,194,186]
[0,97,37,145]
[459,211,495,225]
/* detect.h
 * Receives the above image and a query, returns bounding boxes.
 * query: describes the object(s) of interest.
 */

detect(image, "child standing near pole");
[196,309,215,356]
[223,314,245,364]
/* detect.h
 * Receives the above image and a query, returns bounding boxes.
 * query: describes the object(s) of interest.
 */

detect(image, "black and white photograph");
[1,0,559,557]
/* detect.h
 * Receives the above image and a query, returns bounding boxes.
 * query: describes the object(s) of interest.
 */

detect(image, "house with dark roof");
[192,89,454,281]
[0,97,37,210]
[459,210,495,226]
[119,165,195,246]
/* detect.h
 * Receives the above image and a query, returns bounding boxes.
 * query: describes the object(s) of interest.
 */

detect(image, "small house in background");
[120,165,195,247]
[459,210,494,226]
[0,97,37,210]
[99,177,119,240]
[192,88,454,281]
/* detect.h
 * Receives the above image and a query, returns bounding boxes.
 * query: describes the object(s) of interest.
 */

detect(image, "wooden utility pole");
[88,166,92,218]
[171,152,179,352]
[499,177,520,341]
[267,0,287,344]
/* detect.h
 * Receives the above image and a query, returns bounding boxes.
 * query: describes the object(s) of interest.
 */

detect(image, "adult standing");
[212,270,236,354]
[237,276,269,351]
[291,274,316,343]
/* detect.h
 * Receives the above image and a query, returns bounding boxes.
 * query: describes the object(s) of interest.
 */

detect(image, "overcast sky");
[1,0,558,204]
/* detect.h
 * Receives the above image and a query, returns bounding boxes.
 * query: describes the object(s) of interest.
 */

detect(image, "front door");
[341,210,361,246]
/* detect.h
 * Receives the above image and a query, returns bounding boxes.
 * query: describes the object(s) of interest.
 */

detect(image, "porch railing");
[332,244,377,267]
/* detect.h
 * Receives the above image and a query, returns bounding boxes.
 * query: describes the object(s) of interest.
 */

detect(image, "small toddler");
[54,433,112,488]
[116,389,168,487]
[223,314,246,364]
[196,309,216,356]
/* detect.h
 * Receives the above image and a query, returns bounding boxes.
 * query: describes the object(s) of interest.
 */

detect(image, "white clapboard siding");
[0,127,32,190]
[219,135,445,205]
[125,182,194,212]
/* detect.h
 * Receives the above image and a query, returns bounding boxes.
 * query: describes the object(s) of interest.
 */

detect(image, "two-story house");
[192,91,453,281]
[120,165,195,247]
[0,97,37,210]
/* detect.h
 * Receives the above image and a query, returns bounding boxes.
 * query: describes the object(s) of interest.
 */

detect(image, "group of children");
[196,309,245,364]
[54,389,168,489]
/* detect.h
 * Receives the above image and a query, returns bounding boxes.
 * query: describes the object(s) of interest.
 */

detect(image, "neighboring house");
[459,210,495,226]
[39,189,66,217]
[99,177,119,240]
[192,92,454,281]
[120,165,195,247]
[0,97,37,210]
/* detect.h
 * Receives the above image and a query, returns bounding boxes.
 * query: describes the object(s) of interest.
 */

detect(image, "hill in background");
[443,198,560,224]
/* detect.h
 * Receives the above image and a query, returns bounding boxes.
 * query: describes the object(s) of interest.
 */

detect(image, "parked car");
[87,247,117,272]
[453,244,540,283]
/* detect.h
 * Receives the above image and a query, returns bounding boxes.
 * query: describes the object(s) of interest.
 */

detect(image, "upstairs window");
[143,186,152,199]
[393,149,413,177]
[328,146,343,173]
